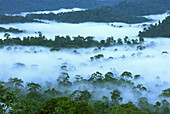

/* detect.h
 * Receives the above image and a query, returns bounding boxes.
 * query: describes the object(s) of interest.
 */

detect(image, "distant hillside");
[0,0,169,24]
[0,15,40,24]
[0,0,122,14]
[139,16,170,38]
[101,0,170,16]
[25,0,170,24]
[0,27,23,33]
[26,10,151,24]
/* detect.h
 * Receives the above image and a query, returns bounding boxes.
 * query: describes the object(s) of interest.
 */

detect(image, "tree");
[37,97,94,114]
[6,77,24,92]
[104,72,118,83]
[74,75,84,84]
[104,72,114,81]
[0,82,17,113]
[161,99,170,114]
[26,83,41,92]
[75,102,94,114]
[137,45,145,50]
[110,89,123,107]
[3,33,10,39]
[70,90,91,102]
[139,16,170,38]
[57,72,72,87]
[111,101,149,114]
[138,97,154,113]
[106,36,115,46]
[44,88,62,98]
[124,36,128,43]
[94,54,104,59]
[93,100,109,114]
[131,39,138,44]
[117,38,123,45]
[9,95,38,114]
[139,37,144,43]
[121,71,133,79]
[159,88,170,97]
[26,82,45,103]
[88,71,104,83]
[134,74,141,80]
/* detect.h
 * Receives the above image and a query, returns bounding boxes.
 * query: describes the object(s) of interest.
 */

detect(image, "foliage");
[37,97,94,114]
[0,33,144,48]
[110,89,123,107]
[70,90,91,102]
[159,88,170,97]
[121,71,133,79]
[26,82,41,92]
[0,27,23,33]
[93,100,110,114]
[0,82,17,113]
[57,72,72,87]
[110,101,149,114]
[102,0,170,16]
[25,0,170,24]
[139,16,170,38]
[0,0,123,14]
[0,70,169,113]
[26,10,151,24]
[0,15,39,24]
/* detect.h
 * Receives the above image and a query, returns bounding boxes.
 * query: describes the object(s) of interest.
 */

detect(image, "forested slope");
[139,16,170,38]
[0,0,122,14]
[25,0,170,23]
[0,15,39,24]
[101,0,170,16]
[0,27,23,33]
[26,10,151,24]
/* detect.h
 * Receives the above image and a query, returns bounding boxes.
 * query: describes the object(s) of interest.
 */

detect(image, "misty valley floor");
[0,9,170,113]
[0,37,170,104]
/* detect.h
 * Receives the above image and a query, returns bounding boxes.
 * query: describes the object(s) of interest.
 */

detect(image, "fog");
[143,12,169,22]
[1,38,170,81]
[0,12,168,40]
[0,38,170,103]
[0,9,169,104]
[0,22,142,40]
[5,8,86,17]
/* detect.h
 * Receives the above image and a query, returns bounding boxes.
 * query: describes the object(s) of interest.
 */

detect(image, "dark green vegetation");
[0,0,169,24]
[0,71,169,113]
[0,33,144,49]
[0,27,23,33]
[26,10,151,24]
[0,15,40,24]
[139,16,170,38]
[0,0,122,14]
[26,0,170,23]
[101,0,170,16]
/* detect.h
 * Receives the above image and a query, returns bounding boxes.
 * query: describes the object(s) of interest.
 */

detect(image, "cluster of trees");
[0,70,169,113]
[139,16,170,38]
[25,0,170,23]
[26,10,151,24]
[0,15,40,24]
[0,0,123,14]
[1,0,169,16]
[0,1,169,24]
[0,27,23,33]
[100,0,170,16]
[90,44,146,61]
[0,33,144,49]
